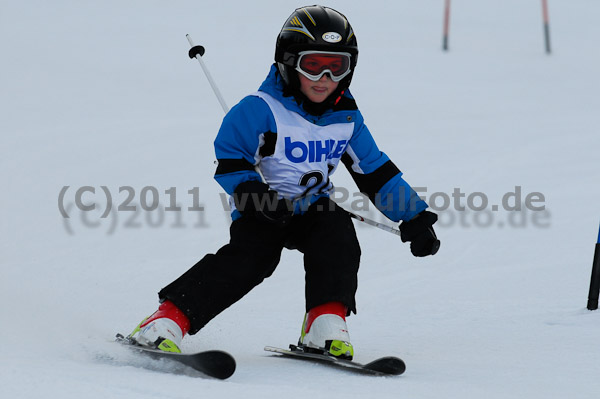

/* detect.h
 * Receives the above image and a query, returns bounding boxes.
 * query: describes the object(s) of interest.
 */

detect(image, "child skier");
[128,5,440,359]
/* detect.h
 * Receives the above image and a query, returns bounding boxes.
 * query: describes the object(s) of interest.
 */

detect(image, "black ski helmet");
[275,5,358,94]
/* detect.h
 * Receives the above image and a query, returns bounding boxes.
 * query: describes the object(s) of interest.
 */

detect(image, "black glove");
[233,181,293,226]
[399,210,440,257]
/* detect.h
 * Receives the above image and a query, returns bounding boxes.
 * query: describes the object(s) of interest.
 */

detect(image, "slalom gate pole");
[185,35,403,237]
[442,0,451,51]
[541,0,552,54]
[587,224,600,310]
[442,0,450,51]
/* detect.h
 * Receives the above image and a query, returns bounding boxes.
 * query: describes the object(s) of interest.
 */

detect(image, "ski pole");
[345,211,400,237]
[185,36,405,238]
[186,35,230,113]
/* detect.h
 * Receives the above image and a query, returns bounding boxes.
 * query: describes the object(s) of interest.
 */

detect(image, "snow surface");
[2,0,600,398]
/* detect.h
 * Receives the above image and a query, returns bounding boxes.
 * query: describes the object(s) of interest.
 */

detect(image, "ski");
[116,334,236,379]
[264,345,406,376]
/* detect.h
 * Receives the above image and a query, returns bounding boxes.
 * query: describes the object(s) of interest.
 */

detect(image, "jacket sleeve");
[341,111,428,222]
[213,95,276,194]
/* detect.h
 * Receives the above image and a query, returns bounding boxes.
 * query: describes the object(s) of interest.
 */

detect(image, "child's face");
[298,72,339,103]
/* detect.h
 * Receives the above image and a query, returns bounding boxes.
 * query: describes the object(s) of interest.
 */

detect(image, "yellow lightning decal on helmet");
[284,14,316,40]
[302,8,317,26]
[347,27,355,43]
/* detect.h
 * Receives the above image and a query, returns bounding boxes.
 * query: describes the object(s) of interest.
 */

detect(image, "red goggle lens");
[298,53,351,77]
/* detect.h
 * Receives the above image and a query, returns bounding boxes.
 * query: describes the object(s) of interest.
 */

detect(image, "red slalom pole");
[541,0,552,54]
[442,0,451,51]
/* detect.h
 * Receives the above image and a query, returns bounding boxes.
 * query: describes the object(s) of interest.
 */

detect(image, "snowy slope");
[2,0,600,398]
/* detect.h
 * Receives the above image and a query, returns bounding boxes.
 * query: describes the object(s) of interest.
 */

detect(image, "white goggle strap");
[296,67,351,82]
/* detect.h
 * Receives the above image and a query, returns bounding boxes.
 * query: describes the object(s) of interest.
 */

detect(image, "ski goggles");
[295,51,352,82]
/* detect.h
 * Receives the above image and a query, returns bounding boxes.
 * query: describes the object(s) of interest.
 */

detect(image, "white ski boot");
[298,302,354,359]
[128,300,190,353]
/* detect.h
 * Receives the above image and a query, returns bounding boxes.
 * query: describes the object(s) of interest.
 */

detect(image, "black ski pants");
[159,197,361,334]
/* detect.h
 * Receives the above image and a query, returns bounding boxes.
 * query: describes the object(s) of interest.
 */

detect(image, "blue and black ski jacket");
[214,64,428,221]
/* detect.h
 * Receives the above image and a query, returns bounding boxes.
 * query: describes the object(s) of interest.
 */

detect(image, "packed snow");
[2,0,599,398]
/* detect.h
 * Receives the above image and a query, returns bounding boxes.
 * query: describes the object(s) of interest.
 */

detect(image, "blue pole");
[587,224,600,310]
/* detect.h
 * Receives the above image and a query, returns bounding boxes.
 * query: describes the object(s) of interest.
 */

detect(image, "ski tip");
[365,356,406,375]
[196,351,236,380]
